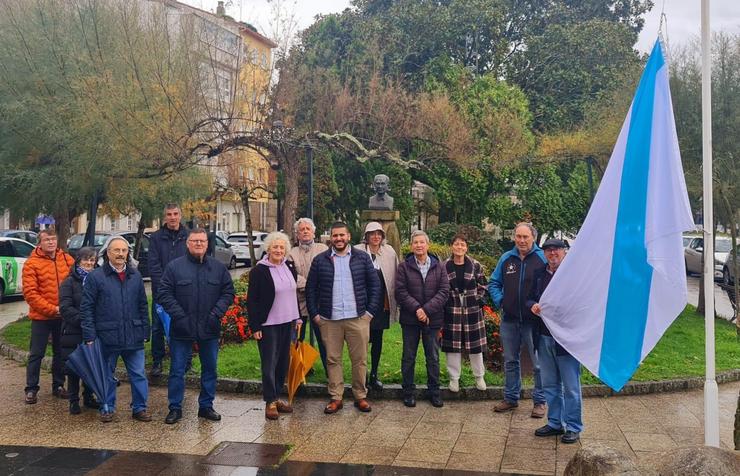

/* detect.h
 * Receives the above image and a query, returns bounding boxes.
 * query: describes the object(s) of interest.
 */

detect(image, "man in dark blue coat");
[306,222,381,414]
[157,228,235,424]
[488,223,547,417]
[148,203,189,376]
[81,236,151,423]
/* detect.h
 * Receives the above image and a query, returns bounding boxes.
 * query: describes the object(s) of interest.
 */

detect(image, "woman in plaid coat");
[442,233,488,392]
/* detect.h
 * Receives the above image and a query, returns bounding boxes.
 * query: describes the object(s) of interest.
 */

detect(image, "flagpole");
[701,0,720,448]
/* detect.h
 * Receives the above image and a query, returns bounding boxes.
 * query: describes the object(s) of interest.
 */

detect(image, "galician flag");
[538,41,695,392]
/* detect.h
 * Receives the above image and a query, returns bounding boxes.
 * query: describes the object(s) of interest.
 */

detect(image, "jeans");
[104,348,148,414]
[500,318,544,404]
[168,338,219,410]
[257,323,292,403]
[401,324,440,397]
[66,370,93,404]
[150,300,166,363]
[26,319,64,393]
[539,336,583,432]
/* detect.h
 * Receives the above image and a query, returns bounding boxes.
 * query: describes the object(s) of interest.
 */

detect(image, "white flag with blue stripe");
[538,41,694,392]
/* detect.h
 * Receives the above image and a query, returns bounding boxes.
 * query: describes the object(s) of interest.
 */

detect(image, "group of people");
[20,204,583,444]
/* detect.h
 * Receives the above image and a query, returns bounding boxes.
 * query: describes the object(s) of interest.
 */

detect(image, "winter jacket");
[395,254,449,328]
[353,243,400,325]
[158,253,235,341]
[287,242,328,317]
[488,245,546,322]
[21,247,74,320]
[59,266,86,353]
[247,259,298,333]
[148,224,189,298]
[80,264,150,351]
[305,248,381,320]
[442,256,488,353]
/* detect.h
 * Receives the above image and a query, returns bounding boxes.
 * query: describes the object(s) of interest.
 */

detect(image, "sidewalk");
[0,357,737,475]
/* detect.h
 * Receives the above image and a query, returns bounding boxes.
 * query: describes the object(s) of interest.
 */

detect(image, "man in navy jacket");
[306,222,381,414]
[148,203,189,376]
[157,228,235,424]
[488,223,547,417]
[81,236,150,423]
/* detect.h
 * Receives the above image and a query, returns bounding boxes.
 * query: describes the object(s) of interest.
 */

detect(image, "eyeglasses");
[188,240,207,244]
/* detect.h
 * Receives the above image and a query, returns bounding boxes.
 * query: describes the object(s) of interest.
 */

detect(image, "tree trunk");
[240,190,257,265]
[133,216,147,260]
[282,151,300,232]
[54,206,73,251]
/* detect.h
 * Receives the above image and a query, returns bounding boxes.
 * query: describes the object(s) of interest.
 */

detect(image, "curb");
[2,321,739,401]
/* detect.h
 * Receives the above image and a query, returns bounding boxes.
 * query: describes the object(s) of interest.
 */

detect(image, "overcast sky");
[182,0,740,54]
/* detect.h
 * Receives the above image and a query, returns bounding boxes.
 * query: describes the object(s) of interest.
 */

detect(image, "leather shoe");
[265,402,279,420]
[324,399,343,414]
[535,425,564,437]
[150,362,163,377]
[430,395,444,408]
[25,390,38,404]
[99,412,114,423]
[403,395,416,408]
[531,403,546,418]
[493,400,518,412]
[165,409,182,424]
[198,407,221,421]
[52,386,69,399]
[275,400,293,413]
[132,410,152,422]
[561,431,580,444]
[353,399,372,412]
[69,401,81,415]
[83,395,101,410]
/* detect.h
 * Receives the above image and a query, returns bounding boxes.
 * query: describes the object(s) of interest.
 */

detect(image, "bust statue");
[368,174,394,210]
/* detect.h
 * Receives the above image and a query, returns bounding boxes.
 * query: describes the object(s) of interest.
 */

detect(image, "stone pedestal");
[360,210,401,257]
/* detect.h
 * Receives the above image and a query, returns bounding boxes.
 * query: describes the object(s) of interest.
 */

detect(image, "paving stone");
[500,446,555,475]
[391,458,447,469]
[410,421,462,441]
[623,432,678,452]
[340,444,399,465]
[446,450,502,472]
[505,427,556,450]
[395,438,454,464]
[453,433,506,455]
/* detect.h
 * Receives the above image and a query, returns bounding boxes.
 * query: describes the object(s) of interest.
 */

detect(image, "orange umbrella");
[287,340,320,404]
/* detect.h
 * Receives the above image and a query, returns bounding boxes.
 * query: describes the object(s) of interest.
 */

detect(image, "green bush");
[427,223,502,257]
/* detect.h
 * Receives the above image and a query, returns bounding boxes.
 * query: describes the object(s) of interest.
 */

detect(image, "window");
[12,241,34,258]
[0,241,14,257]
[261,52,268,68]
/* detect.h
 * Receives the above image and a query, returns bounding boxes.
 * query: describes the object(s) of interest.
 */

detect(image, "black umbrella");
[67,340,113,414]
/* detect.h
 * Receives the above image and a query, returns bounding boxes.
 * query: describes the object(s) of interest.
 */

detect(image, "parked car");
[212,235,237,269]
[0,237,35,302]
[722,244,739,285]
[684,236,732,280]
[683,233,701,248]
[67,231,151,277]
[0,230,38,245]
[227,231,268,266]
[215,230,230,243]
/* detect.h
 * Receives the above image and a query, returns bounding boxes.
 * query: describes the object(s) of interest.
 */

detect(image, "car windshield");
[69,234,109,248]
[716,239,731,253]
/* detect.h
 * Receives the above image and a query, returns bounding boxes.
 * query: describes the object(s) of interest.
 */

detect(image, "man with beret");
[528,238,583,444]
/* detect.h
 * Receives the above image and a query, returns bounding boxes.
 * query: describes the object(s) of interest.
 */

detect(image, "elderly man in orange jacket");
[22,228,74,404]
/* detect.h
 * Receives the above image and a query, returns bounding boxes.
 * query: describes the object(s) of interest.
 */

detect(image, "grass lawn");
[3,306,738,388]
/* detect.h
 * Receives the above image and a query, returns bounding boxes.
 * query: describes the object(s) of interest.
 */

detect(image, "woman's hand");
[253,331,263,340]
[295,319,302,333]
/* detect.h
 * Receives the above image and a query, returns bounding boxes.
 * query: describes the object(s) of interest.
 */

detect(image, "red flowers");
[221,293,252,344]
[482,305,503,371]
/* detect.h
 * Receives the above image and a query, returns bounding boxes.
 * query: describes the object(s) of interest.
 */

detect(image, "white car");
[227,232,269,266]
[0,237,35,302]
[684,236,731,280]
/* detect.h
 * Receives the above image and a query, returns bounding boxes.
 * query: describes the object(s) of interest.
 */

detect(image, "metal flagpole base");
[704,379,720,446]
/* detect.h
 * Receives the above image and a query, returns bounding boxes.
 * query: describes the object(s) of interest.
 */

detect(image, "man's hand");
[253,331,263,340]
[312,315,321,325]
[416,308,428,324]
[531,303,541,316]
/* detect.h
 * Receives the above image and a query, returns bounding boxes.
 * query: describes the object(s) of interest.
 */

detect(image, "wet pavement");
[0,357,737,475]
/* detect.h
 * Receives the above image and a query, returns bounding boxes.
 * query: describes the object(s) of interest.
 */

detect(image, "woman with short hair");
[59,247,101,414]
[442,233,488,393]
[247,231,302,420]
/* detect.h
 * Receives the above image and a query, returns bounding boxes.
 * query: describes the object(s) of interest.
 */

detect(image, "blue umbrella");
[66,340,113,414]
[155,304,171,342]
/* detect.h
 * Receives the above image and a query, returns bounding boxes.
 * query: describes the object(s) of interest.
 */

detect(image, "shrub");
[427,223,503,258]
[482,305,503,371]
[221,272,251,344]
